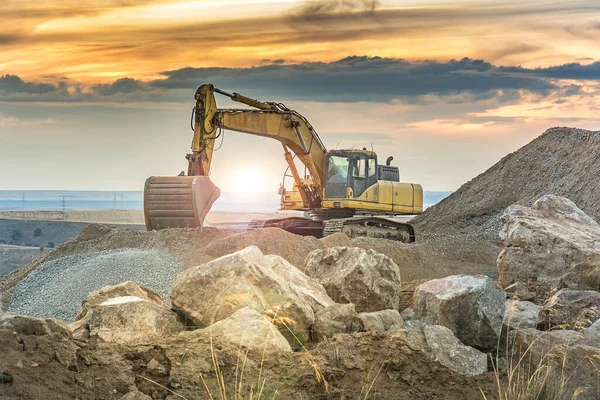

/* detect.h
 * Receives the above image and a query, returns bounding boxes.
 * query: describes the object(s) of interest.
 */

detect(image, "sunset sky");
[1,0,599,192]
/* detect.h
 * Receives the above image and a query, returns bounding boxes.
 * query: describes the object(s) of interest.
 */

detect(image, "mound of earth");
[412,127,600,239]
[0,325,500,400]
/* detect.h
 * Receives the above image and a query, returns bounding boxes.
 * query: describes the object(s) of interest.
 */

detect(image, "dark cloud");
[500,62,600,80]
[91,78,146,96]
[289,0,379,23]
[3,56,600,104]
[150,56,557,102]
[0,34,20,45]
[0,74,58,95]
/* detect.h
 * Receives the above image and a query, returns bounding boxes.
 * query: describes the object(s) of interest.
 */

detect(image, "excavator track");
[249,216,415,243]
[249,217,325,237]
[324,217,415,243]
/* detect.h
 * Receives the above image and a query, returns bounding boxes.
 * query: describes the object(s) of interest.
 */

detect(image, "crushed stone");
[6,248,181,322]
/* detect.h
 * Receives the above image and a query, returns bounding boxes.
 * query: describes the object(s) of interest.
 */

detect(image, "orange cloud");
[1,1,600,81]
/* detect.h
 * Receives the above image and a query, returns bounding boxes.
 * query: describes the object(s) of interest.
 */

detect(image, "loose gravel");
[6,248,181,322]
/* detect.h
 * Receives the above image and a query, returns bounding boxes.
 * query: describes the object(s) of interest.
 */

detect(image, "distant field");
[0,216,145,277]
[0,210,145,225]
[0,245,42,277]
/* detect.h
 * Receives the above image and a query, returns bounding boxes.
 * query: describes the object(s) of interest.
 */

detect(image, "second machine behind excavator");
[144,84,423,242]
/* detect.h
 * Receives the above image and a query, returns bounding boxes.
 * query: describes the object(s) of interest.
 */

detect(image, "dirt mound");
[0,327,500,400]
[193,227,324,268]
[412,127,600,239]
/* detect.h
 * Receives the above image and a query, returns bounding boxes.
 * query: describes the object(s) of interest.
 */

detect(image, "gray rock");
[509,328,584,356]
[303,247,401,312]
[76,281,167,321]
[181,307,292,352]
[399,321,488,376]
[498,195,600,299]
[171,246,334,349]
[414,274,505,350]
[0,313,71,338]
[359,309,405,334]
[313,303,364,341]
[504,300,540,330]
[509,328,600,400]
[537,289,600,331]
[583,319,600,347]
[401,308,416,321]
[87,296,184,344]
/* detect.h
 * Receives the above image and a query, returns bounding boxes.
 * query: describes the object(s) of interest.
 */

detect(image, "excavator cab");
[324,150,379,199]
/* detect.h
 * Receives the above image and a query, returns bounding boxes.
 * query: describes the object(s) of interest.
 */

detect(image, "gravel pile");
[412,127,600,239]
[6,248,181,322]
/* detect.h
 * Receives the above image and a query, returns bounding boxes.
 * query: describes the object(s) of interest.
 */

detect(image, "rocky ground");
[1,127,600,400]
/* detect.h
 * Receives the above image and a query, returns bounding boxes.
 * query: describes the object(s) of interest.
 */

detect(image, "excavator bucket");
[144,176,220,230]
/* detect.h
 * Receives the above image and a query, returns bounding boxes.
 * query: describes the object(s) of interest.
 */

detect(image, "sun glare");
[227,167,273,193]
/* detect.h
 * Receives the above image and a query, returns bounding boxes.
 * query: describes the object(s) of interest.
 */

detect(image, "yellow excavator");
[144,84,423,242]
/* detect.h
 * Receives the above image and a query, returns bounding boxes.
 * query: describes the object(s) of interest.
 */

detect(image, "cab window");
[352,158,366,178]
[368,157,377,177]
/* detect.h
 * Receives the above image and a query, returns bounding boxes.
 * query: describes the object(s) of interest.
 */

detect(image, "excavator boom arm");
[190,84,327,208]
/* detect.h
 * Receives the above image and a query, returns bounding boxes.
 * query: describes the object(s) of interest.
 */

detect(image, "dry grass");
[196,307,328,399]
[485,302,599,400]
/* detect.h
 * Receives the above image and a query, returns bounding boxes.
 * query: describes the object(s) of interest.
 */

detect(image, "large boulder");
[537,289,600,331]
[171,246,334,349]
[498,195,600,299]
[358,309,405,335]
[87,296,184,344]
[266,253,335,312]
[76,281,168,321]
[303,247,401,312]
[413,275,505,350]
[180,307,292,352]
[313,303,364,342]
[509,328,584,358]
[397,321,488,376]
[504,300,540,330]
[509,328,600,399]
[0,314,71,338]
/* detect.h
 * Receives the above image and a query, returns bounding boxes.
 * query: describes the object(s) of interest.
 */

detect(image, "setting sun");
[225,166,274,193]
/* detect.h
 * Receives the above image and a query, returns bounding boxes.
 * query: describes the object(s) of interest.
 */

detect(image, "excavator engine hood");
[144,176,220,230]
